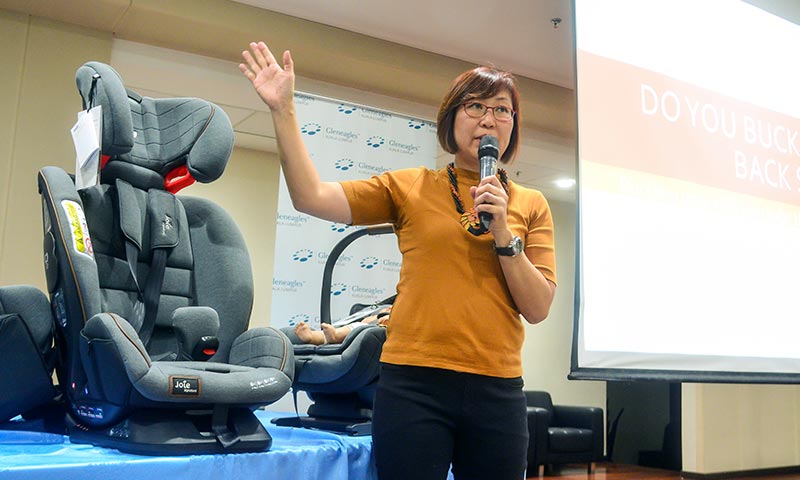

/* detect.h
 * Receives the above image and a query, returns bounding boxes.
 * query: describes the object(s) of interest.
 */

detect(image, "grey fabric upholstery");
[82,313,291,405]
[0,286,58,422]
[0,286,54,351]
[173,306,219,361]
[79,180,195,355]
[37,61,294,442]
[76,61,231,187]
[271,250,392,435]
[75,62,133,156]
[282,325,384,390]
[230,328,295,378]
[272,323,384,435]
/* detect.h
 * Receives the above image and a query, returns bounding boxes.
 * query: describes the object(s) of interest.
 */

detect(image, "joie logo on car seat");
[162,214,173,236]
[170,376,200,396]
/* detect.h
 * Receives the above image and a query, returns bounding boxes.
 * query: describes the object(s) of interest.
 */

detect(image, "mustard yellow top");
[340,166,556,377]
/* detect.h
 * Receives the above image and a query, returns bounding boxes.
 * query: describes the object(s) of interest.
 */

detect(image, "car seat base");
[68,406,272,455]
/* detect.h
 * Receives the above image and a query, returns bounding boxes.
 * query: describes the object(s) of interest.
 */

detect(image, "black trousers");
[372,363,529,480]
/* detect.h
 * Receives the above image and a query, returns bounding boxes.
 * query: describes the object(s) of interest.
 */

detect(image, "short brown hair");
[436,66,521,164]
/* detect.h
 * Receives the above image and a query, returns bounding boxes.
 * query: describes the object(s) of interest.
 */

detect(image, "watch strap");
[494,236,522,257]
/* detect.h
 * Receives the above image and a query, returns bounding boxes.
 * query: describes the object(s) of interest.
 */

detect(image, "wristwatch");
[494,235,523,257]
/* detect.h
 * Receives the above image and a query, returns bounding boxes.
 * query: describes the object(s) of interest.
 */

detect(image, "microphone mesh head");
[478,135,499,159]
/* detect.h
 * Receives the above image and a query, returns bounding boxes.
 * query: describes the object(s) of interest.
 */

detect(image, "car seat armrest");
[172,307,220,361]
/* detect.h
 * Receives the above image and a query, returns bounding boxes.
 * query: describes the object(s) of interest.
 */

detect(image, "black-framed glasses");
[462,101,515,122]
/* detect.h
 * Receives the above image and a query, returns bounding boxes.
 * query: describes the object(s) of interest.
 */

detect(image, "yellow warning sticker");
[61,200,94,258]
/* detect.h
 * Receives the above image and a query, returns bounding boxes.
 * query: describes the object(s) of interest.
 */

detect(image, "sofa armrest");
[526,406,550,466]
[553,405,604,459]
[553,405,602,429]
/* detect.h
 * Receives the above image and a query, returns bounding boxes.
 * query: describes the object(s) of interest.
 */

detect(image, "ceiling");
[233,0,577,89]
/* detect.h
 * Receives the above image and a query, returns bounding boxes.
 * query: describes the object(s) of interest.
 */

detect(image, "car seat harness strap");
[116,179,145,331]
[138,189,179,348]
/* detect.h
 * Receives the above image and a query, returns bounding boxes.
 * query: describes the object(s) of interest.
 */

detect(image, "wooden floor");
[529,463,800,480]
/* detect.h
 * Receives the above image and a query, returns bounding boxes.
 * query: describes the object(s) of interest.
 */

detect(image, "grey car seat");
[0,285,59,427]
[274,225,393,435]
[37,61,294,455]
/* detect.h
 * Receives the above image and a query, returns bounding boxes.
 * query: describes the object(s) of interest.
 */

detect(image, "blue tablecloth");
[0,410,377,480]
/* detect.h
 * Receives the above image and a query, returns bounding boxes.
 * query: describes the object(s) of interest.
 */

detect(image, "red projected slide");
[580,51,800,205]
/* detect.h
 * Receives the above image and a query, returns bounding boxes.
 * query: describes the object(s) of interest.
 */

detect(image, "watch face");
[496,236,523,256]
[511,236,523,254]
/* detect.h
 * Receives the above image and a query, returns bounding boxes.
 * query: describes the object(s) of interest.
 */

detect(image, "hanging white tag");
[71,105,102,189]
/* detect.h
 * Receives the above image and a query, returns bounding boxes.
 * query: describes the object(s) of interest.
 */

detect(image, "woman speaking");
[240,41,557,480]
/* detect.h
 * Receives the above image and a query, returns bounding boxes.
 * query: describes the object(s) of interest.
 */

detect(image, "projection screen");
[572,0,800,382]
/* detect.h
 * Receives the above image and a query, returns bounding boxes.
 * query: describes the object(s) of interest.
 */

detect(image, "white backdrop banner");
[270,92,437,329]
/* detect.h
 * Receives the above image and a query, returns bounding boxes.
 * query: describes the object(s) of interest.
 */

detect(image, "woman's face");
[452,89,515,169]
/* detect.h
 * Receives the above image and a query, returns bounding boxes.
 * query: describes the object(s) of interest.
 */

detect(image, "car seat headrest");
[75,61,234,193]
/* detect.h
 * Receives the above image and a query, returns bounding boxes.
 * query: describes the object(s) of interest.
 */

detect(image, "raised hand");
[239,41,295,113]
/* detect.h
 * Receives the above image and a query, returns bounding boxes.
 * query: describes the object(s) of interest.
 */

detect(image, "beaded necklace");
[446,162,509,236]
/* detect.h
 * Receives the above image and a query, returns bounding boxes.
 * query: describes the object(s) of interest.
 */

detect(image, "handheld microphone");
[478,135,499,231]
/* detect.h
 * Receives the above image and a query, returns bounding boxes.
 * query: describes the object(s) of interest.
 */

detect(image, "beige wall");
[186,147,281,328]
[522,199,606,411]
[3,6,800,476]
[0,8,282,326]
[683,383,800,473]
[0,11,112,289]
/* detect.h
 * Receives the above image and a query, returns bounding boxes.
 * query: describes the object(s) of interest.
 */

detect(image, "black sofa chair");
[525,390,604,476]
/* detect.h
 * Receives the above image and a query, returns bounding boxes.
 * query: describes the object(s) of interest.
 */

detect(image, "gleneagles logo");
[291,249,314,262]
[331,282,348,296]
[365,135,421,155]
[330,222,352,233]
[359,256,379,269]
[334,158,354,171]
[325,126,359,143]
[366,136,385,149]
[387,138,421,155]
[288,313,311,327]
[337,104,357,115]
[301,123,321,135]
